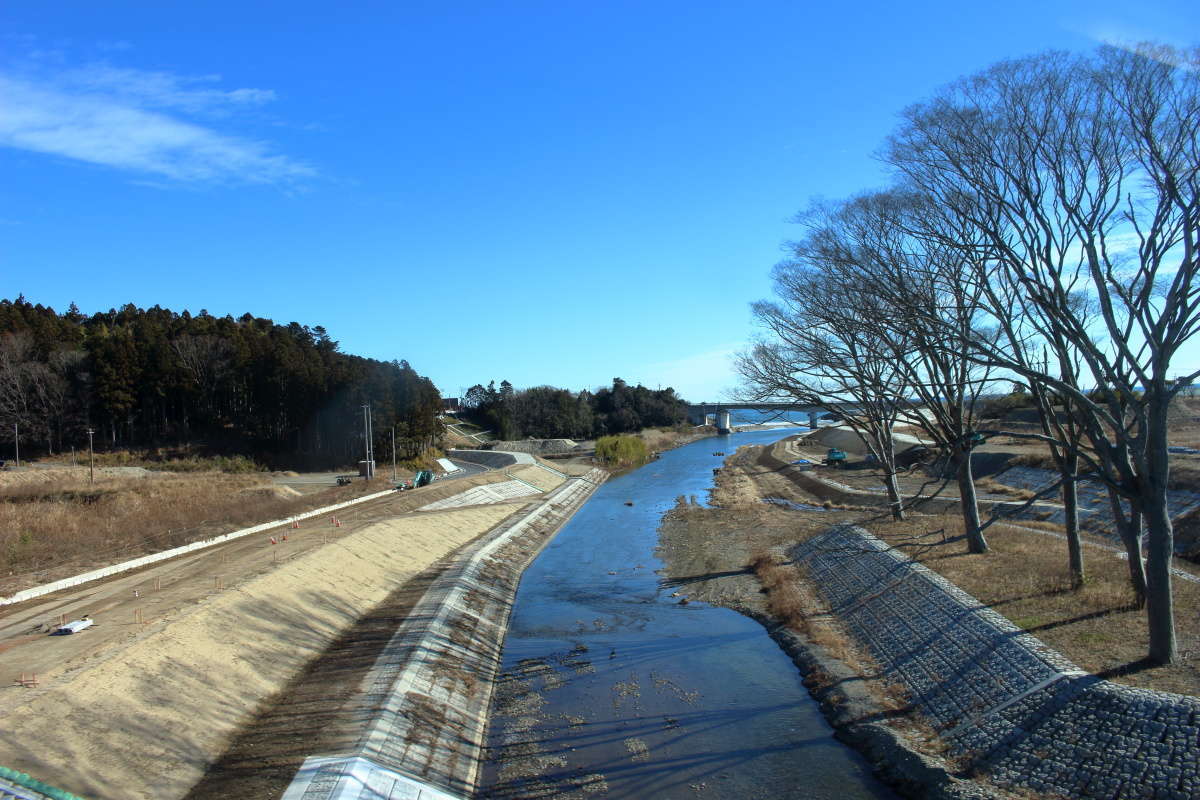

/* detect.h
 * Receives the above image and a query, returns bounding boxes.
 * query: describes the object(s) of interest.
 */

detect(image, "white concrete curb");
[0,489,397,607]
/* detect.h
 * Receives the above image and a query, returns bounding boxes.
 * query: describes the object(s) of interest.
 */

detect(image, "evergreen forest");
[460,378,687,440]
[0,297,443,469]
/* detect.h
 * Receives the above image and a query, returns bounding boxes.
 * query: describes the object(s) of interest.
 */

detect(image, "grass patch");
[1010,616,1046,630]
[0,468,394,591]
[635,425,698,454]
[42,448,266,473]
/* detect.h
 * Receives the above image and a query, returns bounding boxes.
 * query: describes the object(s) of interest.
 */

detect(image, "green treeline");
[461,378,687,440]
[0,297,442,469]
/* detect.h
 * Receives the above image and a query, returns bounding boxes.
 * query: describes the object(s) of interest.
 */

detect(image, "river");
[479,427,896,799]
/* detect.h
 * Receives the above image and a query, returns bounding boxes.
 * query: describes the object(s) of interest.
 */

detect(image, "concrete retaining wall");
[283,469,608,800]
[418,480,543,510]
[477,439,580,455]
[446,449,533,470]
[0,489,397,607]
[801,425,926,455]
[791,525,1200,800]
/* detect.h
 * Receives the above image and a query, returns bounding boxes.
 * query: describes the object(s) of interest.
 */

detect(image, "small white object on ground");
[56,617,94,635]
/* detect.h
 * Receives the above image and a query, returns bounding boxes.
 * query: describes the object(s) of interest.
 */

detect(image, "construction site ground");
[0,458,590,800]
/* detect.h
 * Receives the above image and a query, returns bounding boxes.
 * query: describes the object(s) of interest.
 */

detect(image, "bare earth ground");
[0,465,558,799]
[657,438,1200,699]
[182,556,455,800]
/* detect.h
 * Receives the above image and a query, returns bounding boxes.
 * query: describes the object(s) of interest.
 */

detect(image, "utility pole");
[13,423,18,467]
[86,428,95,485]
[391,426,397,482]
[361,403,374,479]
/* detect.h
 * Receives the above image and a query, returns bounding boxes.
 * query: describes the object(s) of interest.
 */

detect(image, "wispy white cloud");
[1072,20,1195,62]
[59,65,278,116]
[0,60,312,185]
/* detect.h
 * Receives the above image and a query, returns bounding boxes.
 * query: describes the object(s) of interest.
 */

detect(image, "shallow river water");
[479,428,896,799]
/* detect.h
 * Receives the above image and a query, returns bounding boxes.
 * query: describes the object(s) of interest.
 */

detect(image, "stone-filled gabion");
[791,525,1200,800]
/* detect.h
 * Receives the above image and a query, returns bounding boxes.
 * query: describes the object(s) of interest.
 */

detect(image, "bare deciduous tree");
[886,44,1200,663]
[738,254,912,520]
[834,191,996,553]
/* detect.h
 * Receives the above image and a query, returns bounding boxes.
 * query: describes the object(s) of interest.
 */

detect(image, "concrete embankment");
[282,468,607,799]
[0,503,528,799]
[791,525,1200,800]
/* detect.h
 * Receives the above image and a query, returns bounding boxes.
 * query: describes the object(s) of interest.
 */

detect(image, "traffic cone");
[291,519,300,529]
[269,536,277,545]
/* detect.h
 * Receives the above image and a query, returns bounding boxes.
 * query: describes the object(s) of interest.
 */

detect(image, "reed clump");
[594,435,650,468]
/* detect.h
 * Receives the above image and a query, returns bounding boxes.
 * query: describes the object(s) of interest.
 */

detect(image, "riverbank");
[656,438,1200,800]
[0,457,595,799]
[656,459,988,799]
[479,428,898,800]
[0,504,518,799]
[198,469,607,800]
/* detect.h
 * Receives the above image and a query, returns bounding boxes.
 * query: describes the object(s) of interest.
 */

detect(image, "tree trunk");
[956,451,988,553]
[1141,496,1178,664]
[1110,490,1147,608]
[1061,452,1084,588]
[1142,400,1177,665]
[884,470,905,521]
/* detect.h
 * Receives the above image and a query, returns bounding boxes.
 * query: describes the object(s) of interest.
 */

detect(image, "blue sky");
[2,1,1198,402]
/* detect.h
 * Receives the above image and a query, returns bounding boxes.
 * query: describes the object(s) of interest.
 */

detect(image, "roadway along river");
[479,428,896,799]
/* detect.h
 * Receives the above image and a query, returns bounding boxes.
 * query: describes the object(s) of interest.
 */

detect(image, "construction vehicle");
[824,448,848,467]
[398,469,435,490]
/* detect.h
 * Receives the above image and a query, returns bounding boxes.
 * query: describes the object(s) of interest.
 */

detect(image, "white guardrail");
[0,488,398,607]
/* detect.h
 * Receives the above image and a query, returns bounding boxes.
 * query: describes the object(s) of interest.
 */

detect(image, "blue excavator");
[398,469,434,490]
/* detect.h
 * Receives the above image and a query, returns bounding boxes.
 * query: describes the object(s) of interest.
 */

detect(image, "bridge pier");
[715,410,732,434]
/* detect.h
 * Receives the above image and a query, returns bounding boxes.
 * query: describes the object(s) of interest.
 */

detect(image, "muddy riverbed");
[479,430,895,799]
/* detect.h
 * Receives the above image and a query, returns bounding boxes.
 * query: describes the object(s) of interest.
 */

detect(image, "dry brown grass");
[749,548,914,717]
[635,426,710,454]
[0,470,393,592]
[751,549,850,662]
[751,552,810,628]
[1168,458,1200,490]
[861,513,1200,696]
[1001,451,1060,470]
[976,477,1036,500]
[1000,518,1079,536]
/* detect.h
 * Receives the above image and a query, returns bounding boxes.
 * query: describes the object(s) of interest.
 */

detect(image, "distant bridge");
[686,402,857,433]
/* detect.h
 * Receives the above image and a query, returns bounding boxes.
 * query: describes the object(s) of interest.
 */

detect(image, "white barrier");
[0,488,397,607]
